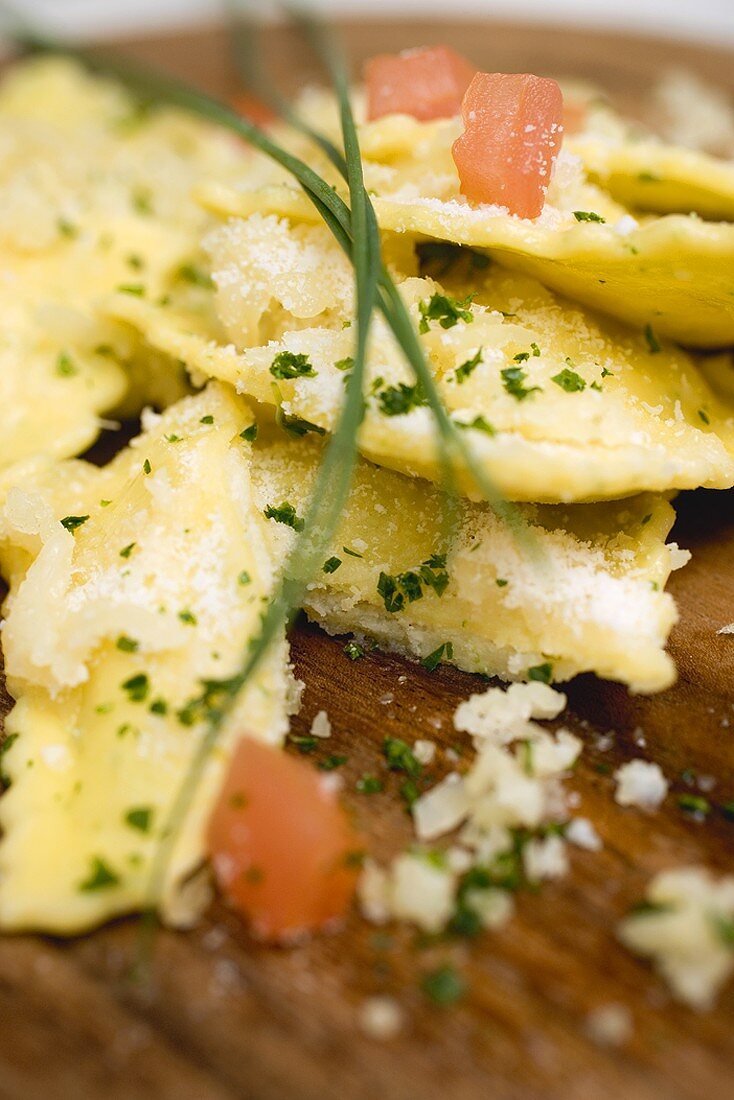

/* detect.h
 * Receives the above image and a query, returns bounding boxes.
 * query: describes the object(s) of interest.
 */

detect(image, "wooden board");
[1,18,734,1100]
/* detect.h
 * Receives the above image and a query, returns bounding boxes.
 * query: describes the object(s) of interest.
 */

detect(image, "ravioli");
[105,217,734,504]
[0,386,295,933]
[0,56,251,490]
[196,87,734,347]
[251,425,683,694]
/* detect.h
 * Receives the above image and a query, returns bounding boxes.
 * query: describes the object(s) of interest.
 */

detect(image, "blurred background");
[18,0,734,45]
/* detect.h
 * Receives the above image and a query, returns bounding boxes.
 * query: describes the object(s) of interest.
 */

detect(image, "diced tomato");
[364,46,476,122]
[230,91,276,128]
[208,737,363,941]
[452,73,564,219]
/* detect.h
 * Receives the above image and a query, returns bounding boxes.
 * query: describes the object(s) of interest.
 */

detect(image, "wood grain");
[1,18,734,1100]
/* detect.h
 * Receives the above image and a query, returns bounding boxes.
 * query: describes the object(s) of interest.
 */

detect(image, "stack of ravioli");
[0,57,733,934]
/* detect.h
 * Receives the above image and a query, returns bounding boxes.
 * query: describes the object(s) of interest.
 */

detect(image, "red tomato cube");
[365,45,476,122]
[452,72,564,218]
[208,737,362,942]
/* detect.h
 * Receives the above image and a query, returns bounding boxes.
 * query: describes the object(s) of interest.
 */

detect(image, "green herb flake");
[677,793,710,816]
[150,699,168,716]
[513,351,530,363]
[551,367,586,393]
[238,570,251,586]
[60,514,89,534]
[454,348,483,383]
[121,673,150,703]
[124,806,153,833]
[143,459,152,475]
[527,662,553,684]
[264,501,305,531]
[418,292,474,334]
[289,734,318,755]
[199,414,215,425]
[117,283,146,296]
[644,323,662,354]
[356,774,384,794]
[318,755,348,771]
[79,857,120,892]
[177,262,213,288]
[240,423,258,442]
[456,414,495,436]
[269,350,317,379]
[116,635,139,654]
[641,514,652,526]
[714,916,734,949]
[178,608,198,626]
[421,641,454,672]
[699,409,711,426]
[58,217,79,239]
[376,381,427,417]
[530,342,541,357]
[120,542,136,559]
[421,965,466,1006]
[501,366,541,401]
[323,556,342,574]
[573,210,606,223]
[344,641,364,660]
[278,411,326,437]
[335,356,354,371]
[132,187,153,215]
[383,736,422,778]
[496,578,508,587]
[721,801,734,822]
[377,554,449,613]
[165,433,183,443]
[400,779,420,809]
[342,546,364,558]
[56,351,77,377]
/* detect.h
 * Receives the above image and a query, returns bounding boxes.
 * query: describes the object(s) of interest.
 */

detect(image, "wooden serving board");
[1,19,734,1100]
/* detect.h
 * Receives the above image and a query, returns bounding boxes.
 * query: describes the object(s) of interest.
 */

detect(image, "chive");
[644,324,661,354]
[323,556,342,573]
[277,410,327,437]
[699,409,710,425]
[342,546,363,558]
[677,793,710,816]
[117,283,146,296]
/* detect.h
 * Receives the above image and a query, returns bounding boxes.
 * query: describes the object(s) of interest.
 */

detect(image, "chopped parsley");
[377,554,449,613]
[238,570,251,586]
[264,501,305,531]
[454,348,483,383]
[343,546,364,558]
[456,414,495,436]
[165,433,183,443]
[714,916,734,948]
[117,283,146,296]
[200,414,215,425]
[356,775,384,794]
[335,356,354,372]
[421,642,454,672]
[318,754,349,771]
[644,324,662,354]
[150,699,168,715]
[121,673,150,703]
[551,366,586,393]
[79,857,120,892]
[269,351,317,379]
[383,736,422,778]
[116,635,139,654]
[289,734,318,755]
[418,292,474,334]
[527,662,553,684]
[124,806,153,833]
[120,542,136,559]
[177,262,213,289]
[421,965,466,1006]
[60,514,89,534]
[677,793,710,816]
[56,351,77,377]
[240,423,258,442]
[178,609,197,626]
[496,578,508,587]
[501,366,541,401]
[400,779,420,809]
[143,459,152,475]
[573,210,606,223]
[344,641,364,660]
[132,187,153,215]
[376,381,427,417]
[699,409,710,426]
[323,556,342,574]
[57,217,79,239]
